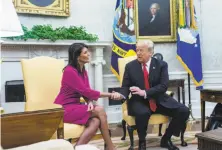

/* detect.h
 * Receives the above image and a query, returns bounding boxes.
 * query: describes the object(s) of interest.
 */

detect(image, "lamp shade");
[0,0,24,37]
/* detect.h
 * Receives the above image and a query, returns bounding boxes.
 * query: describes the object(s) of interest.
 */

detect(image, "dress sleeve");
[84,71,91,89]
[63,67,100,101]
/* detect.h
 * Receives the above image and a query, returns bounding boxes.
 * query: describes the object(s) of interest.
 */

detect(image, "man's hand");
[110,91,123,100]
[87,101,94,111]
[130,86,146,97]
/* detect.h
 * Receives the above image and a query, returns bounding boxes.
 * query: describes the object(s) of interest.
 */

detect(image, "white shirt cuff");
[144,90,147,99]
[120,94,126,99]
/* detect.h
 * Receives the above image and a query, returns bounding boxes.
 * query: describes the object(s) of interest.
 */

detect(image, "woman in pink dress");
[54,43,120,150]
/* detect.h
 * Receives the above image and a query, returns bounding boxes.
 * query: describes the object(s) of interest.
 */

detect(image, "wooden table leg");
[177,87,181,103]
[201,100,205,132]
[57,118,64,139]
[182,86,185,105]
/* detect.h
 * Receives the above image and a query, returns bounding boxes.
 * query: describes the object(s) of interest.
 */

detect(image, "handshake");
[109,86,146,100]
[109,91,125,100]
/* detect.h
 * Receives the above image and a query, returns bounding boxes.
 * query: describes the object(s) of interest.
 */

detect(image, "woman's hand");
[111,91,123,100]
[87,101,94,111]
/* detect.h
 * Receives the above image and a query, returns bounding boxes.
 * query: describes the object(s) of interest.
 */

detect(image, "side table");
[196,128,222,150]
[200,89,222,132]
[1,108,64,149]
[168,79,185,104]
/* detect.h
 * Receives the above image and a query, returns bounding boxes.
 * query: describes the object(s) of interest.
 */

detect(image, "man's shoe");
[160,138,179,150]
[138,140,146,150]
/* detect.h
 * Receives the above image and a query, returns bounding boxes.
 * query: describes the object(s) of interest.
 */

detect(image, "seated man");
[118,40,190,150]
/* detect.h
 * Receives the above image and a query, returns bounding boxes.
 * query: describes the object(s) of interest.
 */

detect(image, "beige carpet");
[88,132,198,150]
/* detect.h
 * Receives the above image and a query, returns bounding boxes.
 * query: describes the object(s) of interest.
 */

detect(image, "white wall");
[17,0,222,72]
[18,0,116,42]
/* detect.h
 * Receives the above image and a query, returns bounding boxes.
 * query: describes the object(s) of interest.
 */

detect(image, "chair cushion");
[51,123,85,139]
[51,123,102,140]
[149,114,169,125]
[64,123,85,139]
[21,57,65,111]
[123,110,169,126]
[64,123,102,140]
[122,91,173,126]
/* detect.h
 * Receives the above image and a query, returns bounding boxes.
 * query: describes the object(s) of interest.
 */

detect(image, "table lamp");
[0,0,24,108]
[0,0,24,38]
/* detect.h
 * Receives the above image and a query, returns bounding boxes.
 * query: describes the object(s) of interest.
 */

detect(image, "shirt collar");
[141,58,152,68]
[146,58,151,68]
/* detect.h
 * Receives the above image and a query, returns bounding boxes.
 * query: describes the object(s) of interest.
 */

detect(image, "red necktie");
[143,63,157,112]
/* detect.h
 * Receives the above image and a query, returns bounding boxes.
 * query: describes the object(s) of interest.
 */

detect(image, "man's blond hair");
[137,40,154,53]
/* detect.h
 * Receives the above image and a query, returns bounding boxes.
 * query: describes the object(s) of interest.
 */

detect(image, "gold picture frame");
[13,0,70,17]
[134,0,177,42]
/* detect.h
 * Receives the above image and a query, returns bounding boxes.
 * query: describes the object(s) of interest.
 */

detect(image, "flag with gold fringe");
[111,0,136,80]
[177,0,203,89]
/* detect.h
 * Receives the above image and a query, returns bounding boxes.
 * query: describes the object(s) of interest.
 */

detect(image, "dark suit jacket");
[139,14,170,36]
[120,57,181,116]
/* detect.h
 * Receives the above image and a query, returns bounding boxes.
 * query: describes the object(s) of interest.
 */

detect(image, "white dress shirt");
[150,15,156,23]
[142,59,151,74]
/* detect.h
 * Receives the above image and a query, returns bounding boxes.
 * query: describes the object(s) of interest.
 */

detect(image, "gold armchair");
[118,56,174,149]
[20,56,85,141]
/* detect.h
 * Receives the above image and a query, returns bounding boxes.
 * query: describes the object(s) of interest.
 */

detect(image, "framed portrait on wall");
[134,0,177,42]
[13,0,70,17]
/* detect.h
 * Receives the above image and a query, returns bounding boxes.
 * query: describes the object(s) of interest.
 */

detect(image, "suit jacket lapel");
[135,60,145,88]
[149,58,155,87]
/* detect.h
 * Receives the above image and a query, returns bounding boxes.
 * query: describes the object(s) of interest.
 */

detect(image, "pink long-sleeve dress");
[54,65,100,125]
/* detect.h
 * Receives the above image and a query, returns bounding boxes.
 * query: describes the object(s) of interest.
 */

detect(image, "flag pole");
[187,73,195,120]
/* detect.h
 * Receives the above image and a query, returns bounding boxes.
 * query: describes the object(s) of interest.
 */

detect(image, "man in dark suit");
[119,40,190,150]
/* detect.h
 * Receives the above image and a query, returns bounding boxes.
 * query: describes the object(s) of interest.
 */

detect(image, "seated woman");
[54,43,120,150]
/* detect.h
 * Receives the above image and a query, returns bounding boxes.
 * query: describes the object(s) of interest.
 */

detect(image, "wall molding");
[1,39,112,46]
